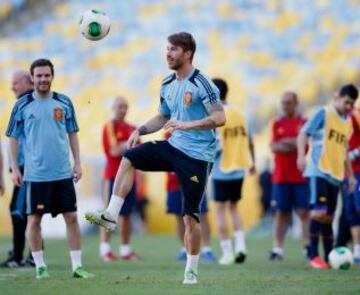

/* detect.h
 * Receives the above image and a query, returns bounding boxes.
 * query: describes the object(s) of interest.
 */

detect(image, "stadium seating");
[1,0,360,153]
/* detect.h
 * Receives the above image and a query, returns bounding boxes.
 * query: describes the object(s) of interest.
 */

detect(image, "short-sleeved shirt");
[349,111,360,174]
[271,115,306,184]
[301,107,346,185]
[159,68,220,163]
[6,91,79,182]
[103,120,136,179]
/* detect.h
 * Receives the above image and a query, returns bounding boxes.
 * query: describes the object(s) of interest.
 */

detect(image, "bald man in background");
[269,92,310,260]
[99,96,142,261]
[1,71,34,268]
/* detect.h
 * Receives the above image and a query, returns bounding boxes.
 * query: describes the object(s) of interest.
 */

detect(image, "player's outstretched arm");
[164,101,226,132]
[69,132,82,182]
[127,113,170,148]
[296,132,308,172]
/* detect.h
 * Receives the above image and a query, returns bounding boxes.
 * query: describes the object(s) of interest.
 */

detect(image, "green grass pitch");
[1,234,360,295]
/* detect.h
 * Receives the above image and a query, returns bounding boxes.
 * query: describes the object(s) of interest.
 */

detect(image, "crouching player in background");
[297,84,358,269]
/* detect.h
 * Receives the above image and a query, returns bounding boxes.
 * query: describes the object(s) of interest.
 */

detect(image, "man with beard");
[6,59,93,279]
[86,32,226,284]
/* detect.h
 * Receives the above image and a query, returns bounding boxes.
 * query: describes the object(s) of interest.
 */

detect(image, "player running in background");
[211,78,255,265]
[343,98,360,263]
[297,84,358,269]
[269,92,310,260]
[86,32,226,284]
[6,59,93,279]
[0,71,35,268]
[164,134,216,262]
[100,96,141,261]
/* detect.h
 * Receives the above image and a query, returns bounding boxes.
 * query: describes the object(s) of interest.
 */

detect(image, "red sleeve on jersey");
[102,122,112,157]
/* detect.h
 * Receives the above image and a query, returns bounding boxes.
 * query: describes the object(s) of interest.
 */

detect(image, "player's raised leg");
[86,158,135,231]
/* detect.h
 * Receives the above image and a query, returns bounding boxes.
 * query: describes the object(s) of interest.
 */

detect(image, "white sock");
[120,244,132,257]
[106,195,124,219]
[354,244,360,258]
[185,254,199,271]
[272,247,284,255]
[70,250,82,272]
[234,230,246,253]
[220,239,233,256]
[32,251,46,269]
[202,246,212,253]
[100,242,111,256]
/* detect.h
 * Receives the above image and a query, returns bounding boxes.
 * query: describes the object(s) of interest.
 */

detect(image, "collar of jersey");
[33,91,53,101]
[176,67,195,81]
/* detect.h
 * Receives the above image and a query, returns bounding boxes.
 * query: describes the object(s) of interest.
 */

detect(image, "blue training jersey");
[6,91,79,181]
[301,107,346,185]
[159,68,220,163]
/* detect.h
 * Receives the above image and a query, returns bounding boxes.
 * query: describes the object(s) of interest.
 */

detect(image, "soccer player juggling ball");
[86,32,226,284]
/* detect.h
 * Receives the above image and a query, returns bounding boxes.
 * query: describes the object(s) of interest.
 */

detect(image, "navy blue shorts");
[272,183,309,211]
[104,178,136,216]
[124,141,212,223]
[309,177,339,215]
[25,178,77,217]
[166,191,208,215]
[343,174,360,226]
[212,179,243,202]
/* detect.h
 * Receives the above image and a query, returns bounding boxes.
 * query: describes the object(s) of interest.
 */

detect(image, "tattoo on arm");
[206,101,224,114]
[198,117,217,129]
[138,125,148,135]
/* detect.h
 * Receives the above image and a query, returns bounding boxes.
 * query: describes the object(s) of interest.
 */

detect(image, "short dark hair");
[30,58,54,76]
[339,84,358,100]
[167,32,196,61]
[212,78,228,101]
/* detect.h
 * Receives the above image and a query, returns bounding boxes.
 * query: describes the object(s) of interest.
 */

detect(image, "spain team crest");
[184,92,193,106]
[54,108,64,120]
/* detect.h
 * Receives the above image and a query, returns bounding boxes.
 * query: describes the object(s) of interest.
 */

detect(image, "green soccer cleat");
[183,268,198,285]
[85,210,117,232]
[73,266,95,278]
[36,266,50,279]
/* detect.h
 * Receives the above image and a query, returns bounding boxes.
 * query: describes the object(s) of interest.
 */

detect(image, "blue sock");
[309,219,321,259]
[321,223,333,262]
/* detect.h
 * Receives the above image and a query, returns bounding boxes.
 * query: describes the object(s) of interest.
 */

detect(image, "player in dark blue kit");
[6,59,93,279]
[86,32,226,284]
[1,70,34,268]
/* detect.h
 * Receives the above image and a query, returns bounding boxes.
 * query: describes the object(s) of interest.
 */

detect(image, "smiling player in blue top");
[86,32,226,284]
[6,59,93,279]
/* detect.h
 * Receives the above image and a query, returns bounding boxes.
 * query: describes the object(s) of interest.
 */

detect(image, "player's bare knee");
[63,212,79,226]
[296,209,309,220]
[183,214,199,228]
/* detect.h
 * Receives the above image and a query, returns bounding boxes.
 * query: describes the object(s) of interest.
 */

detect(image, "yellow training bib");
[318,105,353,181]
[218,105,251,173]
